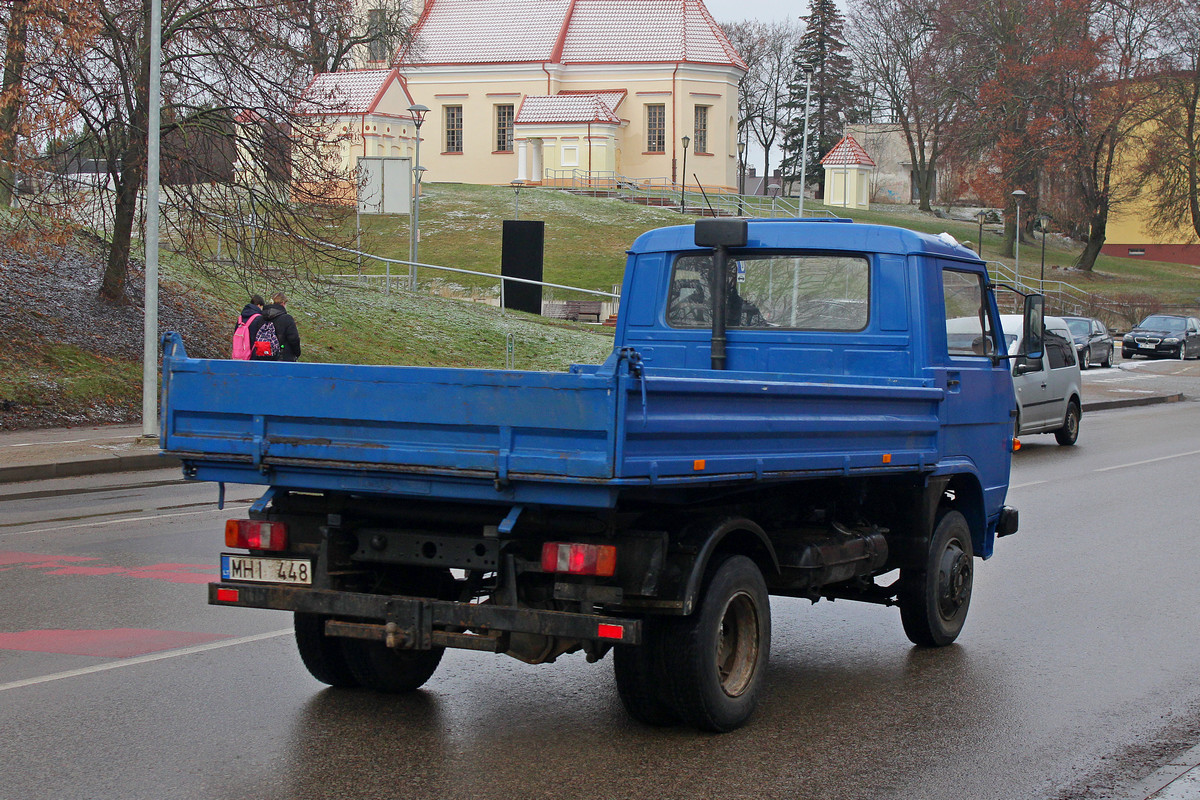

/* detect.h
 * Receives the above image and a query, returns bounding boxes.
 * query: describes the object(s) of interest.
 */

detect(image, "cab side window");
[942,268,996,357]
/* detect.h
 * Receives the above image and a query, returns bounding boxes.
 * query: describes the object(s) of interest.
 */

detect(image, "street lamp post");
[976,209,986,257]
[1011,189,1027,279]
[680,135,690,213]
[798,62,814,218]
[511,179,525,219]
[737,139,746,216]
[1039,214,1049,292]
[407,103,430,291]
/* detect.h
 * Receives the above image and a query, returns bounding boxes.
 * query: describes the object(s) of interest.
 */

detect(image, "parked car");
[1061,316,1114,369]
[1000,314,1082,446]
[1122,314,1200,360]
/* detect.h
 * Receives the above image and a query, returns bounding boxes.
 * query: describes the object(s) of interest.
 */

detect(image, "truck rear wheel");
[612,619,679,726]
[341,638,444,693]
[899,510,973,647]
[340,567,452,693]
[294,613,359,688]
[660,554,771,732]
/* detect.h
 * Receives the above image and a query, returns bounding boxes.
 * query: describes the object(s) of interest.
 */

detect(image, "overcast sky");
[702,0,848,25]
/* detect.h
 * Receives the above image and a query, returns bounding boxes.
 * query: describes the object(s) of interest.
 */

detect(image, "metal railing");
[986,259,1125,321]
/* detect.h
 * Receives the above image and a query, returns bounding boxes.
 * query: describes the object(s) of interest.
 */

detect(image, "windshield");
[1065,318,1090,337]
[1139,315,1185,331]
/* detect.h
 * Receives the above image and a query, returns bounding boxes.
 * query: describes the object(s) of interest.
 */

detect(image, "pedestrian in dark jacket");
[240,295,266,338]
[262,292,301,362]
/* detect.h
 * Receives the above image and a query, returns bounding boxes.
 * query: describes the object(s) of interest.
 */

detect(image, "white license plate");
[1139,342,1155,348]
[220,554,312,585]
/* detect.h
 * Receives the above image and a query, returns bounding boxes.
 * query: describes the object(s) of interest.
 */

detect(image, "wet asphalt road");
[3,399,1200,800]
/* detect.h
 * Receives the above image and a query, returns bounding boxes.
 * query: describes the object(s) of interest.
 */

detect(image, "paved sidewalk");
[0,424,179,483]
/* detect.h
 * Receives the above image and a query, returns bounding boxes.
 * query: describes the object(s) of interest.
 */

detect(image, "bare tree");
[14,0,410,303]
[847,0,958,211]
[1059,0,1173,270]
[1138,0,1200,242]
[723,20,797,193]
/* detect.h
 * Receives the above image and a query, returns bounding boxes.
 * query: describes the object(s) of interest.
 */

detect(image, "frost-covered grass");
[292,280,614,370]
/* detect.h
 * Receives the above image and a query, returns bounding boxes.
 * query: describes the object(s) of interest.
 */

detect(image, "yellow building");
[296,0,746,195]
[1101,94,1200,266]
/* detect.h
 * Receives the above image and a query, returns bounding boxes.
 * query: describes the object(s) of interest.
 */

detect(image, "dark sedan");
[1063,316,1114,369]
[1122,314,1200,360]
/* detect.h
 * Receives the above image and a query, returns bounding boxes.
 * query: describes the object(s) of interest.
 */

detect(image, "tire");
[1123,349,1134,360]
[899,510,974,647]
[659,554,771,732]
[294,612,359,688]
[1054,400,1081,446]
[341,637,444,693]
[612,618,680,727]
[340,567,452,693]
[1100,346,1112,368]
[1080,349,1090,370]
[1179,343,1188,360]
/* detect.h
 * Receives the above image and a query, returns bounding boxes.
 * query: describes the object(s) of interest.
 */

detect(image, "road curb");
[1128,742,1200,799]
[0,451,181,484]
[1083,393,1185,412]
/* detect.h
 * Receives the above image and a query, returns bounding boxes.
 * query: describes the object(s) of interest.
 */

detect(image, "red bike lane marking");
[0,551,215,584]
[0,628,232,658]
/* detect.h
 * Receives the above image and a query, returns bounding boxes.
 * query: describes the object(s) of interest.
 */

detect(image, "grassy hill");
[1,183,1196,430]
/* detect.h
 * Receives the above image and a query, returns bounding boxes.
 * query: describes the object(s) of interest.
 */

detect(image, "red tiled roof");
[820,135,876,166]
[296,69,401,116]
[516,94,623,124]
[397,0,746,71]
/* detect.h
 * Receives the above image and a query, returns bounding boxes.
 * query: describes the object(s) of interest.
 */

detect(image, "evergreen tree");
[781,0,861,198]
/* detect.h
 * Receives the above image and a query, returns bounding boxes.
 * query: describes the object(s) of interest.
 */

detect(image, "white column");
[531,139,543,183]
[517,138,528,181]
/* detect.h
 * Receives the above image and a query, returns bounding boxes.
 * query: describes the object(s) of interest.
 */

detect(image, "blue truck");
[161,218,1043,732]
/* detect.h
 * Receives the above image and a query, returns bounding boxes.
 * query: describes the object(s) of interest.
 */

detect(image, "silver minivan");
[1001,314,1082,446]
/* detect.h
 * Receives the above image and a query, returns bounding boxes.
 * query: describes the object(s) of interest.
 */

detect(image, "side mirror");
[1023,295,1044,359]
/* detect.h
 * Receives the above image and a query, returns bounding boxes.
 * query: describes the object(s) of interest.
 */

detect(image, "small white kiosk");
[820,135,876,211]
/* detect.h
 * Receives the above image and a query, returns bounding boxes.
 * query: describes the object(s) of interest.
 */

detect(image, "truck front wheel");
[899,510,973,647]
[661,554,771,732]
[294,613,359,688]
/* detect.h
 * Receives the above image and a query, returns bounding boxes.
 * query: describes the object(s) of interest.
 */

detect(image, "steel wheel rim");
[715,591,759,697]
[936,539,972,621]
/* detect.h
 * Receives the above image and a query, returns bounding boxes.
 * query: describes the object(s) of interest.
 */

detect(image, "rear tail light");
[225,519,288,551]
[1012,437,1022,452]
[541,542,617,577]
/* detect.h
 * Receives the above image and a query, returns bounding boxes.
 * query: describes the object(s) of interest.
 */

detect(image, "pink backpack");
[231,313,261,360]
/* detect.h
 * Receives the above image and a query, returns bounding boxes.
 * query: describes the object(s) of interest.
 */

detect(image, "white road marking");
[1093,449,1200,473]
[1008,480,1047,489]
[0,629,293,693]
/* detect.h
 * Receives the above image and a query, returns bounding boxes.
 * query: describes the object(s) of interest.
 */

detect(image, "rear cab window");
[666,253,869,331]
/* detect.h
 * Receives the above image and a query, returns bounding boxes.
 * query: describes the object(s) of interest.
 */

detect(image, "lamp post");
[976,209,986,257]
[798,62,814,218]
[1011,189,1027,279]
[141,0,163,439]
[737,139,746,215]
[407,103,430,291]
[511,179,525,219]
[680,135,690,213]
[1039,213,1050,292]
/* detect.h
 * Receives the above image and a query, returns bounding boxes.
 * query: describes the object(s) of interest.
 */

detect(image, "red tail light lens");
[225,519,288,551]
[541,542,617,577]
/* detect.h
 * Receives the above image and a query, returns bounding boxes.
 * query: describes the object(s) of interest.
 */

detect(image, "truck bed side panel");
[161,347,619,480]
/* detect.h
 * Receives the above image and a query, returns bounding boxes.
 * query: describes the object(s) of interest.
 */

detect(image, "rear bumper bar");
[208,582,641,648]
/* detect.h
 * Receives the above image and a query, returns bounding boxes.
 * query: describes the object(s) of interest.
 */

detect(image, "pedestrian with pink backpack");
[231,295,266,359]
